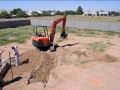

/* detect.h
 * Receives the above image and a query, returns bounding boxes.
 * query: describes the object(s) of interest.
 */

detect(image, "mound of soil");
[28,47,72,84]
[27,48,119,84]
[4,47,119,85]
[73,50,119,63]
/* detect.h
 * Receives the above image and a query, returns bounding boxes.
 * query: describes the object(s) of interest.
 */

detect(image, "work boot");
[16,64,19,66]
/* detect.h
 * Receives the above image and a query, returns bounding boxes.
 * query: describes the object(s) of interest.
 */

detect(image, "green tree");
[36,12,42,16]
[100,10,104,12]
[110,11,116,14]
[42,10,50,15]
[48,10,52,12]
[16,11,26,17]
[65,10,69,15]
[43,10,51,15]
[76,6,83,15]
[56,10,61,15]
[1,11,9,18]
[10,8,28,17]
[10,8,22,15]
[60,11,64,15]
[69,10,76,15]
[115,12,119,16]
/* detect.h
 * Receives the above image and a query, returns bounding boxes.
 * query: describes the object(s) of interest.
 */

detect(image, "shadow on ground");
[21,59,29,65]
[4,77,22,86]
[35,42,79,52]
[61,43,79,47]
[54,42,80,51]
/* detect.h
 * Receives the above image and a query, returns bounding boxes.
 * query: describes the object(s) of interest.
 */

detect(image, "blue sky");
[0,1,120,11]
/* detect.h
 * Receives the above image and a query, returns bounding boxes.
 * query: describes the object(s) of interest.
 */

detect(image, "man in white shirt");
[11,46,19,66]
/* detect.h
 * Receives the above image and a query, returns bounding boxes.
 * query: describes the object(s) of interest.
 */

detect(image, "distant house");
[84,11,91,16]
[26,10,43,16]
[98,11,110,16]
[83,11,98,16]
[36,11,43,15]
[92,11,99,16]
[50,11,57,16]
[83,11,110,16]
[26,11,33,16]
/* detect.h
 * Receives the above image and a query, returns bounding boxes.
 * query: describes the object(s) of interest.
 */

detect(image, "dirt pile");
[27,48,119,84]
[73,50,119,62]
[28,47,72,84]
[88,50,119,63]
[4,47,119,84]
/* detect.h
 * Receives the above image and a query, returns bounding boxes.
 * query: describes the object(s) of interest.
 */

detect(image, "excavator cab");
[33,25,49,38]
[32,25,53,51]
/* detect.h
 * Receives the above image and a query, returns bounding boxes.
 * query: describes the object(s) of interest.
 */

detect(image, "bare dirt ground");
[1,33,120,90]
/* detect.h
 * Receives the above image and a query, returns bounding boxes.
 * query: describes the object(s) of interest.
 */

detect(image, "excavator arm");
[50,15,67,42]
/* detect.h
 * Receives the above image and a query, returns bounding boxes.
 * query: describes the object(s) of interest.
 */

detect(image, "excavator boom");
[50,15,67,42]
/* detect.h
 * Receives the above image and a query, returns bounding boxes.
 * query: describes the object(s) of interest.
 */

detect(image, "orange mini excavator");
[32,15,68,52]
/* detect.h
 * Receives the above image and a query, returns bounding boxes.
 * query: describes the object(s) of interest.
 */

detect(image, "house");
[36,11,43,15]
[26,11,33,16]
[83,11,98,16]
[83,11,110,16]
[98,11,110,16]
[26,10,43,16]
[50,11,57,16]
[92,11,99,16]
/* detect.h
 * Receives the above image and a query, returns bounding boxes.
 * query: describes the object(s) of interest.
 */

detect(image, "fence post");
[108,22,110,31]
[38,20,39,25]
[89,21,91,30]
[19,20,21,26]
[74,21,75,28]
[49,19,50,26]
[7,22,9,28]
[61,21,62,27]
[39,19,40,25]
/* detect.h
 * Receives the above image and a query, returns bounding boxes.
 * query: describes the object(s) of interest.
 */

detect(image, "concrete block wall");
[0,19,120,32]
[30,19,120,32]
[0,19,31,29]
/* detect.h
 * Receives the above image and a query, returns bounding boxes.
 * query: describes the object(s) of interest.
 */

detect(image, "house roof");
[98,11,110,14]
[84,11,97,14]
[37,11,43,14]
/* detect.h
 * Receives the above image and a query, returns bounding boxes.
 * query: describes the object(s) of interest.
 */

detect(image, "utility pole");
[89,6,90,12]
[88,6,90,16]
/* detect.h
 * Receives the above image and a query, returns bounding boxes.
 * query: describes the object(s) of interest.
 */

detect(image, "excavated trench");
[4,47,119,84]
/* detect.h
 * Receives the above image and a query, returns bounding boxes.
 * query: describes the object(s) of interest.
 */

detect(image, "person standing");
[0,50,5,90]
[11,46,19,66]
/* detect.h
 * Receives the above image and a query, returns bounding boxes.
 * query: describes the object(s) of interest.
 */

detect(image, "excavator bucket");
[60,32,68,39]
